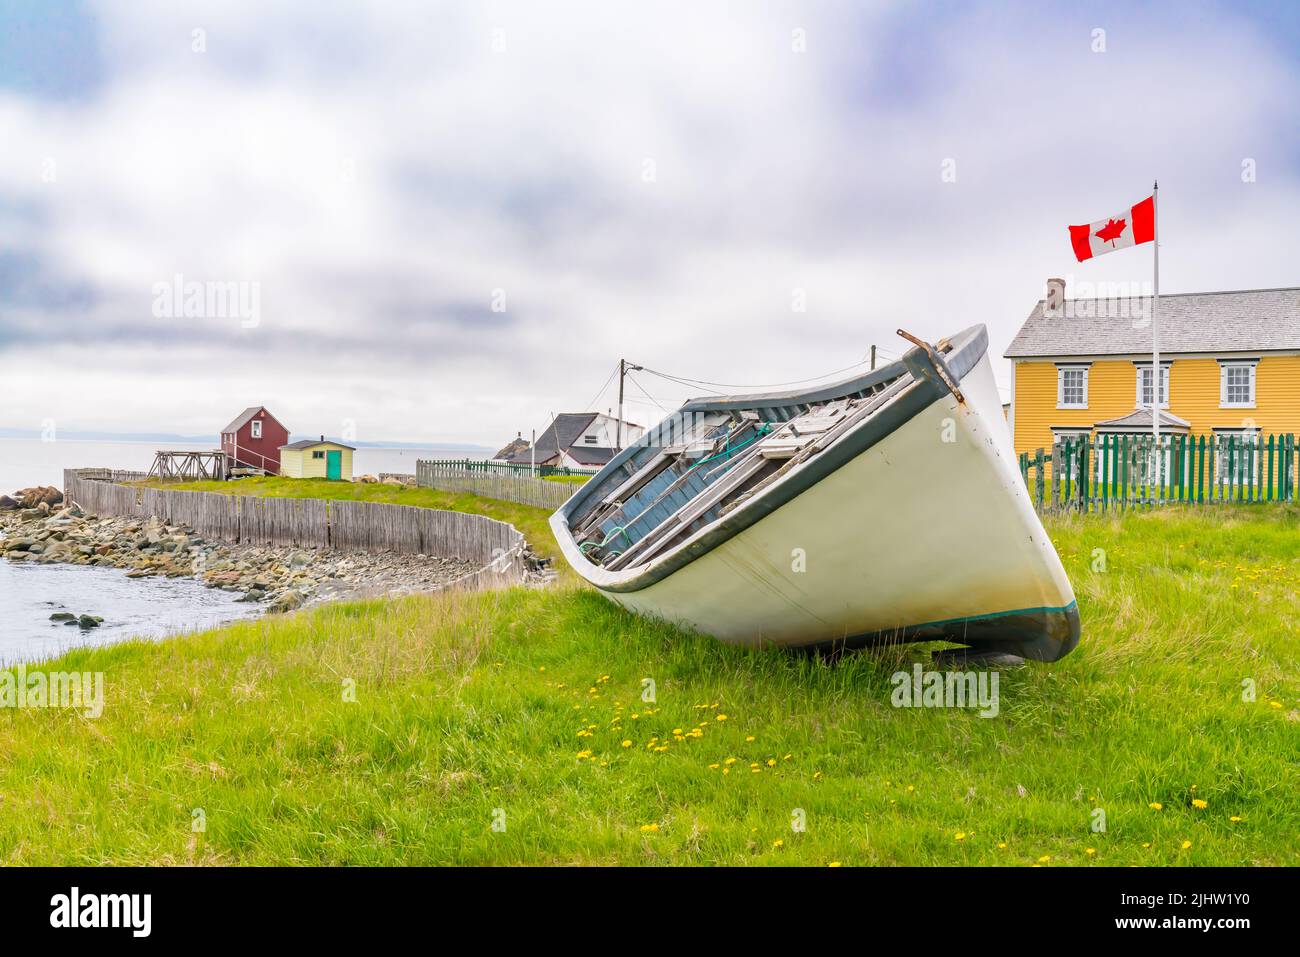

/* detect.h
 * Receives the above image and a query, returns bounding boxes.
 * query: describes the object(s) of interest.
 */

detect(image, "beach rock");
[0,495,17,511]
[49,612,76,622]
[77,614,100,629]
[267,589,305,613]
[13,486,62,509]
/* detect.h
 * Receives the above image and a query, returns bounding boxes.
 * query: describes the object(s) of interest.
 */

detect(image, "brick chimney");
[1045,277,1066,317]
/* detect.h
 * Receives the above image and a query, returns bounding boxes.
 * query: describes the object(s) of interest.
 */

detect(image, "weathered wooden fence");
[62,469,528,587]
[1019,433,1300,512]
[416,459,584,510]
[420,458,598,479]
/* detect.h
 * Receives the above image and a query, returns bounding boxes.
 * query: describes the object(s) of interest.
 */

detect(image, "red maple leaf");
[1095,218,1127,246]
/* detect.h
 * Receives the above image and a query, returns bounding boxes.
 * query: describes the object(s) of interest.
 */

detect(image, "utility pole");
[617,359,625,451]
[616,359,643,451]
[870,345,876,371]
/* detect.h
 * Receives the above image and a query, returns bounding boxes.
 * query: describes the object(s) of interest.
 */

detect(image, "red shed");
[220,406,289,475]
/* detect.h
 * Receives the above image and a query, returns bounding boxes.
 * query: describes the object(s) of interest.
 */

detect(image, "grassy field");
[2,490,1296,865]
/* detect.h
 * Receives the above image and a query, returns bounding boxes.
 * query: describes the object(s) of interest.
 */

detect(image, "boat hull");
[552,334,1079,662]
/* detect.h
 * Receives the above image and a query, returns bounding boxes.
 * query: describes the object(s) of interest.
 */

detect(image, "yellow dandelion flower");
[766,759,777,767]
[954,832,966,842]
[827,861,842,867]
[1142,842,1151,848]
[672,728,682,735]
[724,757,738,765]
[1181,840,1192,850]
[906,785,915,793]
[1230,815,1243,822]
[708,763,720,769]
[1269,700,1283,709]
[621,740,632,748]
[723,767,730,775]
[783,754,792,760]
[715,714,727,721]
[751,767,762,774]
[1192,798,1207,809]
[640,823,659,832]
[813,771,823,780]
[1149,802,1163,810]
[576,750,592,759]
[1037,855,1051,863]
[997,842,1007,849]
[1085,848,1096,856]
[745,735,755,742]
[772,839,784,848]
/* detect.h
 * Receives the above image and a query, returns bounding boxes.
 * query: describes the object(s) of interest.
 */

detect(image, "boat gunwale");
[551,324,991,593]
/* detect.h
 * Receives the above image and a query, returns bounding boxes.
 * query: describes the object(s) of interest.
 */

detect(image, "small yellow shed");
[279,437,356,480]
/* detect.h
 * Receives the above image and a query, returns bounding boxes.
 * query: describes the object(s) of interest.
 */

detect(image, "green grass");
[2,497,1296,865]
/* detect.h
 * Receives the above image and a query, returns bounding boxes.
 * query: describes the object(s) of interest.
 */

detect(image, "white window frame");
[251,420,263,439]
[1056,365,1089,410]
[1219,361,1256,409]
[1136,364,1170,409]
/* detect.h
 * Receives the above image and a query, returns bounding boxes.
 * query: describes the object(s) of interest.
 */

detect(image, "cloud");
[0,0,1296,443]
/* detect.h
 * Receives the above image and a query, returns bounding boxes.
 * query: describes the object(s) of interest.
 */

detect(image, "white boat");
[550,325,1079,662]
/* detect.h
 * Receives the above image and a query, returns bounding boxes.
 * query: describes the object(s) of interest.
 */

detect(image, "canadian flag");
[1068,195,1155,262]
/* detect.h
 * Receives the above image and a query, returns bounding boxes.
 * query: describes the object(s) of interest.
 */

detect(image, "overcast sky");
[1,0,1297,446]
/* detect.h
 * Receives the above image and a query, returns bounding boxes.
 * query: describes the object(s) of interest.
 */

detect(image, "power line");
[637,356,877,392]
[625,372,670,413]
[582,364,619,411]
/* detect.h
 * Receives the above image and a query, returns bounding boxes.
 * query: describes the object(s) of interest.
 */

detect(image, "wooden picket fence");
[420,458,599,479]
[62,469,529,587]
[1019,433,1299,512]
[416,459,585,510]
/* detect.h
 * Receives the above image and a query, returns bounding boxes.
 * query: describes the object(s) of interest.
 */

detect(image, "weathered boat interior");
[568,353,928,571]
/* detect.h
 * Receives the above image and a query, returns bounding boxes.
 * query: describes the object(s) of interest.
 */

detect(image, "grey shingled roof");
[1093,409,1190,430]
[1004,287,1300,358]
[221,406,264,434]
[280,439,356,450]
[565,446,617,466]
[505,412,596,463]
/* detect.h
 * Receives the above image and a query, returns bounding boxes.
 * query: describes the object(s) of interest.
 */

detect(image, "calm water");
[0,437,488,661]
[0,559,260,664]
[0,437,488,493]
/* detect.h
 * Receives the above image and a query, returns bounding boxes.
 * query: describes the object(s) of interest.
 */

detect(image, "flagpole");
[1152,180,1160,485]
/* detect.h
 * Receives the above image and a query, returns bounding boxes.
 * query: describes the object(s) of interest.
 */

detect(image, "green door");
[326,450,342,480]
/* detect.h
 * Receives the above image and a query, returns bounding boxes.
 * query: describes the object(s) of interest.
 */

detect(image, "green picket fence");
[1018,433,1299,512]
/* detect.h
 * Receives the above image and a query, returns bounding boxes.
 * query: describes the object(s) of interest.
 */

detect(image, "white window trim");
[1219,362,1257,409]
[1056,365,1089,410]
[1135,364,1170,410]
[251,420,263,439]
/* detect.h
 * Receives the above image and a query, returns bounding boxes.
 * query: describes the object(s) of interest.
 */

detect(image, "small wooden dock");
[147,450,227,482]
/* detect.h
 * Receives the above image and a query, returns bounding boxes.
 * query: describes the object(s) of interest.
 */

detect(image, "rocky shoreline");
[1,485,532,615]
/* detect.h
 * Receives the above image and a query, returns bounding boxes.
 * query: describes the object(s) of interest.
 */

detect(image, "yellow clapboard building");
[279,438,356,480]
[1006,281,1300,463]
